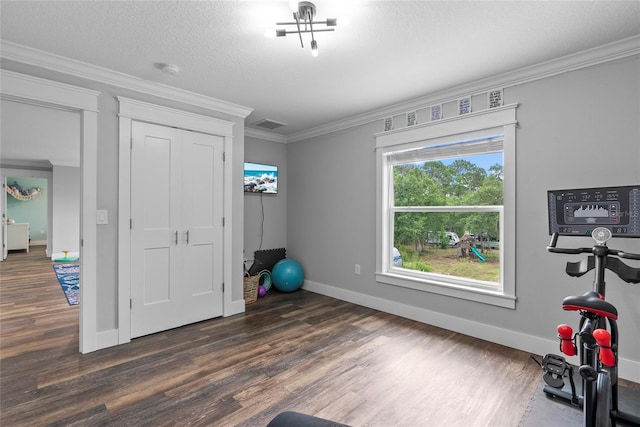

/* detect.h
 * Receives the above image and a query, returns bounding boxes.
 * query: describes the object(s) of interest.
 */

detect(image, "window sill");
[375,271,516,309]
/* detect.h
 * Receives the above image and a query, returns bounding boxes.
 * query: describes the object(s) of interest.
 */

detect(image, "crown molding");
[2,35,637,144]
[0,159,53,171]
[49,159,80,168]
[0,40,253,119]
[245,127,288,144]
[285,34,640,143]
[1,69,101,112]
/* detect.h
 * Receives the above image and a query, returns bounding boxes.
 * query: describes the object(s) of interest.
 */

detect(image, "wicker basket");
[243,275,259,304]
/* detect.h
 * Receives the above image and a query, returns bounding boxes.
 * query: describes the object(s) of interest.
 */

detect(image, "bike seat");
[562,291,618,320]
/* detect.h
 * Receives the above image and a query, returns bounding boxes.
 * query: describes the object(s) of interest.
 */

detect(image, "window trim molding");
[375,104,518,309]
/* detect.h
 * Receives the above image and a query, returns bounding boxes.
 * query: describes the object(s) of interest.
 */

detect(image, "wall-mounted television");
[244,162,278,194]
[548,184,640,237]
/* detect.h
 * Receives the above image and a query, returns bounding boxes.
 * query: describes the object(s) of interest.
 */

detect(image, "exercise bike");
[542,227,640,426]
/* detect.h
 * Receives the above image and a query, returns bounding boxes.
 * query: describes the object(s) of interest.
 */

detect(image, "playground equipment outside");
[397,244,499,283]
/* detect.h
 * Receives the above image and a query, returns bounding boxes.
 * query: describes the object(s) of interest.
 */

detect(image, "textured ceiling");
[1,1,639,137]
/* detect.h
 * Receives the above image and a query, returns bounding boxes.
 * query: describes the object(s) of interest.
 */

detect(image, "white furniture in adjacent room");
[7,223,30,252]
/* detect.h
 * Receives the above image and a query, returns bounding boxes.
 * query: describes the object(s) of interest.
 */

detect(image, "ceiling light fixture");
[275,1,337,56]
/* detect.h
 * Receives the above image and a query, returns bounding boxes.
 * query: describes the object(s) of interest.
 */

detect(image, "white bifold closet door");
[130,121,224,338]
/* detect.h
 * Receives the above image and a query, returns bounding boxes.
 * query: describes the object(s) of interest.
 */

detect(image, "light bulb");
[311,40,318,57]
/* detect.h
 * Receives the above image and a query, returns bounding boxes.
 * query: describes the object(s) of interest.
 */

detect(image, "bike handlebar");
[547,233,640,260]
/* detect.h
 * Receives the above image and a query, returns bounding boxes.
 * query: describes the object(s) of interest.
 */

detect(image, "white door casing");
[118,97,237,346]
[2,176,7,261]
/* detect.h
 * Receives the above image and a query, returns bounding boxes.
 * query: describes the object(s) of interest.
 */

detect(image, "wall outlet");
[355,264,361,275]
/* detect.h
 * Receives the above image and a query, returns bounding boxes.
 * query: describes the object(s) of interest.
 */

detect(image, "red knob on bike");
[593,329,615,367]
[557,324,576,356]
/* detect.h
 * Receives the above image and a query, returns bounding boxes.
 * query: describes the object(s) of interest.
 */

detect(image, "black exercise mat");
[248,248,286,276]
[520,380,640,426]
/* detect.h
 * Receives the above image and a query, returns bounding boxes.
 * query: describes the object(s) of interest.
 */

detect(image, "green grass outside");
[398,244,500,282]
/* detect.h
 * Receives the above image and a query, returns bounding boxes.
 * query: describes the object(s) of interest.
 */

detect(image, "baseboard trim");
[302,280,639,383]
[96,301,245,352]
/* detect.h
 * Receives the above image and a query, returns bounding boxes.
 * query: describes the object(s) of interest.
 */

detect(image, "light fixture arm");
[293,11,304,48]
[276,28,336,35]
[275,1,337,56]
[308,8,315,43]
[276,19,337,26]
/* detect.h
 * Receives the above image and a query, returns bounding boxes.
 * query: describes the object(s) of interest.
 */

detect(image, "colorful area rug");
[53,263,80,306]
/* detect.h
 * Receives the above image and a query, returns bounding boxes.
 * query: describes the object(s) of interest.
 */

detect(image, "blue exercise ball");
[271,258,304,292]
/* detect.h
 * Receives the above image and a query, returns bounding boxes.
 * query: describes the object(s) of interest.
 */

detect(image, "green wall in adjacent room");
[6,176,47,242]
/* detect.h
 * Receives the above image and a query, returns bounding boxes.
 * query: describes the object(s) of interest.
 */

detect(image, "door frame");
[117,97,235,345]
[2,175,5,261]
[0,69,100,353]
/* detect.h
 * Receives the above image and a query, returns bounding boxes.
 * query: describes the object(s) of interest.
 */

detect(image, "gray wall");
[0,99,81,165]
[3,52,637,379]
[1,61,246,333]
[286,56,640,378]
[244,136,287,264]
[51,165,80,255]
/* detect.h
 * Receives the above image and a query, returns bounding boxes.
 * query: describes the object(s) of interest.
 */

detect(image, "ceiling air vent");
[252,119,287,130]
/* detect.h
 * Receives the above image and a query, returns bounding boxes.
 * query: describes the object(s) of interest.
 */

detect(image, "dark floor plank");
[4,248,635,426]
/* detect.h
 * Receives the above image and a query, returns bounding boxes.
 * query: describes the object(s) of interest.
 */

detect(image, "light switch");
[97,210,108,225]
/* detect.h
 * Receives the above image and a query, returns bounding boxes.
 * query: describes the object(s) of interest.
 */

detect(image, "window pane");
[377,106,517,307]
[393,211,501,283]
[393,152,503,207]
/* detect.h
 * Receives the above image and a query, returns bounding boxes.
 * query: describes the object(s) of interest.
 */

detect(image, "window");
[375,105,517,308]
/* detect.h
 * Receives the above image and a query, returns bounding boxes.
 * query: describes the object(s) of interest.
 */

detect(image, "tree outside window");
[392,151,503,284]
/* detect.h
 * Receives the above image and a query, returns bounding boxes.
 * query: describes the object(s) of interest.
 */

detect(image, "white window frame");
[375,104,518,309]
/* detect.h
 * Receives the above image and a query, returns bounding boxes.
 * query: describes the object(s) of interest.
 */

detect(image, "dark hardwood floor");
[1,248,556,426]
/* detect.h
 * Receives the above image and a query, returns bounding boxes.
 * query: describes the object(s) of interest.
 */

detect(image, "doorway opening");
[1,69,100,353]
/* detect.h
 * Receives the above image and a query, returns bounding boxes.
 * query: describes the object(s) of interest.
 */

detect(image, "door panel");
[141,136,173,228]
[181,131,224,323]
[131,122,182,338]
[130,122,224,338]
[189,244,213,296]
[143,248,171,303]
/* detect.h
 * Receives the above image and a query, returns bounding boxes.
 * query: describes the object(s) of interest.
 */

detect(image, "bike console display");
[548,185,640,237]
